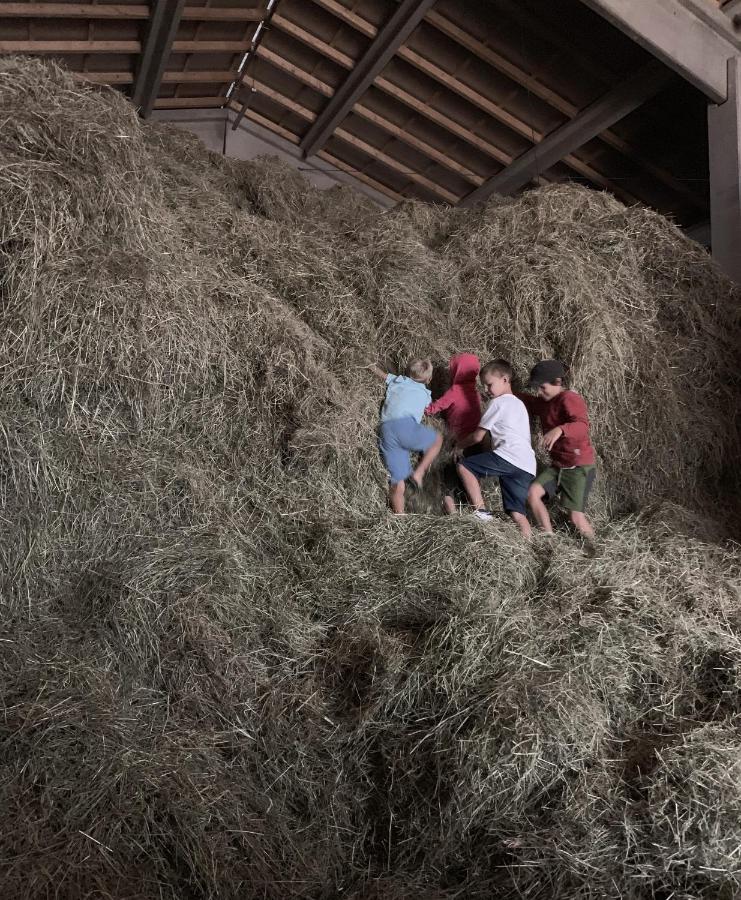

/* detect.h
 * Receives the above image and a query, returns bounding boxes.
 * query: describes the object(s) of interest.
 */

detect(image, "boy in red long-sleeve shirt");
[518,359,596,539]
[424,354,483,514]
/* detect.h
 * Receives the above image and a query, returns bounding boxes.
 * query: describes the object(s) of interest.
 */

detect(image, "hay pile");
[2,56,741,900]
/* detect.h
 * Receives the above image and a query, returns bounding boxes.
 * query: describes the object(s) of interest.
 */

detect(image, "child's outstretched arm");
[366,363,390,381]
[425,389,454,417]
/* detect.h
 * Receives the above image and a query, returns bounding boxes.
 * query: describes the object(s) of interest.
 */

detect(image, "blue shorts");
[459,452,534,515]
[379,417,438,484]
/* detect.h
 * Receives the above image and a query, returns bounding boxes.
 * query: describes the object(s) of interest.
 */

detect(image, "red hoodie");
[425,354,481,439]
[517,390,595,468]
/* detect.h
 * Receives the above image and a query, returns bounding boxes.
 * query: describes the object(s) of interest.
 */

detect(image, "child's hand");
[540,427,563,451]
[365,363,389,381]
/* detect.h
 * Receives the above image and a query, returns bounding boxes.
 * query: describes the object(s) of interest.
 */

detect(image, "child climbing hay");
[371,359,443,514]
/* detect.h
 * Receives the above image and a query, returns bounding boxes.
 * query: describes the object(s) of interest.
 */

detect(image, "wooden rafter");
[0,3,264,19]
[76,51,486,187]
[306,0,653,204]
[269,18,511,167]
[272,13,353,66]
[0,40,141,52]
[76,70,236,84]
[300,0,436,157]
[235,79,460,202]
[425,9,708,209]
[0,39,252,53]
[226,98,405,202]
[460,62,673,206]
[270,14,635,200]
[154,96,225,108]
[255,46,484,184]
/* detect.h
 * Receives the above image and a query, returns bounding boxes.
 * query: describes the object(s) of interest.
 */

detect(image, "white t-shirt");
[479,393,536,475]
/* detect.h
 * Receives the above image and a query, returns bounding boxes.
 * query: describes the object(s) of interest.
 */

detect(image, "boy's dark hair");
[528,359,567,388]
[480,358,514,381]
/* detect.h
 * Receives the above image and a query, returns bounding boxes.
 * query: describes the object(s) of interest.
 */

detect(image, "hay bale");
[2,56,741,899]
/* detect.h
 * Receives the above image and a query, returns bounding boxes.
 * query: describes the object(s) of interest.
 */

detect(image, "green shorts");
[535,465,596,513]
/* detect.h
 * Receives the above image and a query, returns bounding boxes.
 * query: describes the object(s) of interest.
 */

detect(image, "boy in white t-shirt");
[455,359,536,537]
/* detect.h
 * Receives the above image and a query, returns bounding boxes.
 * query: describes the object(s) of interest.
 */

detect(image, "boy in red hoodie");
[518,359,596,539]
[424,353,483,514]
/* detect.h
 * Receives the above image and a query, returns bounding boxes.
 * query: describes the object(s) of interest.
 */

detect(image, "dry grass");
[1,56,741,900]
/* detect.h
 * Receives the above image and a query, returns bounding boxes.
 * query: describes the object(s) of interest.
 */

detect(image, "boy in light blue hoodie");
[370,359,443,514]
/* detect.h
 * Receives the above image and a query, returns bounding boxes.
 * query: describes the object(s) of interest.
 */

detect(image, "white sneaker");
[473,508,494,521]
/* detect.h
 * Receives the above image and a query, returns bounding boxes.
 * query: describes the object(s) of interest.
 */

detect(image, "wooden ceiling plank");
[279,9,542,145]
[153,95,225,108]
[0,2,263,19]
[426,12,574,116]
[272,14,640,200]
[271,14,354,68]
[181,7,264,22]
[172,40,253,52]
[228,98,302,143]
[225,98,405,201]
[246,79,318,121]
[333,127,460,202]
[375,75,512,166]
[0,38,250,53]
[317,149,405,201]
[77,70,239,84]
[352,105,484,184]
[75,71,134,83]
[163,68,233,82]
[310,0,377,38]
[0,3,149,18]
[460,62,671,205]
[398,47,540,141]
[300,0,436,156]
[0,40,141,52]
[255,45,484,183]
[237,78,460,202]
[256,45,334,96]
[426,10,707,209]
[268,18,514,166]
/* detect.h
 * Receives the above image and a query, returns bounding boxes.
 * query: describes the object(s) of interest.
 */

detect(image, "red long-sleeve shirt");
[425,354,481,439]
[517,390,595,468]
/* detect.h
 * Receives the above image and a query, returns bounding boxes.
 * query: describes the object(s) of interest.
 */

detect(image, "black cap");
[528,359,566,387]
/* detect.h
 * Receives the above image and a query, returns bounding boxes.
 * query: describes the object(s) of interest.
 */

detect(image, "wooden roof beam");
[237,80,460,202]
[460,61,673,206]
[580,0,740,103]
[0,3,263,19]
[132,0,186,118]
[0,38,255,53]
[0,40,141,52]
[425,10,708,210]
[153,96,225,108]
[0,3,150,17]
[300,0,436,157]
[254,45,484,184]
[273,15,631,199]
[269,18,528,171]
[77,70,244,84]
[225,99,405,202]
